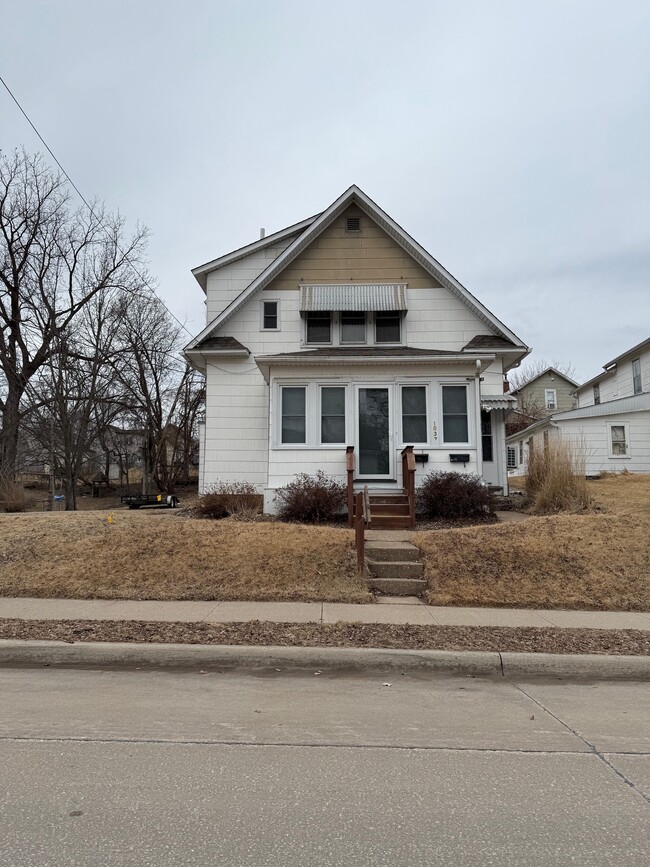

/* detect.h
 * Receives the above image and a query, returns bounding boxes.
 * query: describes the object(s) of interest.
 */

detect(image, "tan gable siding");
[265,205,440,291]
[518,371,576,415]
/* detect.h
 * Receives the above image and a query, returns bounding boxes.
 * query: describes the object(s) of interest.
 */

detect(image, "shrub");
[526,440,591,514]
[0,480,27,513]
[416,471,494,519]
[275,471,346,523]
[196,481,262,519]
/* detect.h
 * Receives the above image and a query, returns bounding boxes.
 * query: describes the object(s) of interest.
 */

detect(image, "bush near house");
[416,471,494,520]
[275,471,347,524]
[526,441,591,514]
[196,481,263,519]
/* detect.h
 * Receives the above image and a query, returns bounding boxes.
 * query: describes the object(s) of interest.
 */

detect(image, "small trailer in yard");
[121,493,179,510]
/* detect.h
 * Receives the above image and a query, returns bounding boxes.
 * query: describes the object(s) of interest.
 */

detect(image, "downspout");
[474,359,484,479]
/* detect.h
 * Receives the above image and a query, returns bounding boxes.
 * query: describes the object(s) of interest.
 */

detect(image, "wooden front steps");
[351,492,413,530]
[365,540,426,596]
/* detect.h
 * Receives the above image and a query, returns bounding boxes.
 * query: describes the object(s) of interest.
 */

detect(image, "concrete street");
[1,666,648,866]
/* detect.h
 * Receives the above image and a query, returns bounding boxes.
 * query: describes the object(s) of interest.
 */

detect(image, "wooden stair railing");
[346,445,355,527]
[354,486,370,573]
[401,445,416,530]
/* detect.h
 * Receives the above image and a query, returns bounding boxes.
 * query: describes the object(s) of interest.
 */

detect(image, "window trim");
[507,446,517,469]
[439,383,471,446]
[607,422,631,459]
[399,384,429,446]
[304,311,333,345]
[261,299,280,331]
[544,388,557,410]
[632,358,642,395]
[277,383,308,448]
[319,384,348,446]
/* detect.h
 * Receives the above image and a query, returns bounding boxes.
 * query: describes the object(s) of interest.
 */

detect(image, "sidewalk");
[1,597,649,630]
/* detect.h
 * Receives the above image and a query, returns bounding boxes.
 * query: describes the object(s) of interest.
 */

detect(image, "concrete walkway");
[0,597,648,630]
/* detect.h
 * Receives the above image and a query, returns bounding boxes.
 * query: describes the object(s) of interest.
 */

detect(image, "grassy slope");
[414,474,650,611]
[0,512,370,603]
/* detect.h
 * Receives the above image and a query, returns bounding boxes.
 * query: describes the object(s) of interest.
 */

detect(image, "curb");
[0,640,648,679]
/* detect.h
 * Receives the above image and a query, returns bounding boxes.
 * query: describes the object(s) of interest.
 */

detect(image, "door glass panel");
[358,388,390,475]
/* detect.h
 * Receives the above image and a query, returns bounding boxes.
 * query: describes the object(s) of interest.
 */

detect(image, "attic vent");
[346,216,361,232]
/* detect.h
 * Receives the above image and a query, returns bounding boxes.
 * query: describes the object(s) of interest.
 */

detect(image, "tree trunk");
[0,384,21,482]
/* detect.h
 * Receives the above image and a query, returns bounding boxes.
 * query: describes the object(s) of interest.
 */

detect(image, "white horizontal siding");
[559,411,650,474]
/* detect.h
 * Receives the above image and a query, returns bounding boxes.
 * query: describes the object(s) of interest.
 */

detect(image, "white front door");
[355,386,394,480]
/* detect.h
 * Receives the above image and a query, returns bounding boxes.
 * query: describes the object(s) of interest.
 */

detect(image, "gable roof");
[191,215,320,292]
[510,366,579,394]
[185,185,530,353]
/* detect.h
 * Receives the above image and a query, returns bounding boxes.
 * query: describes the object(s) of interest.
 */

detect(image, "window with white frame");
[375,311,401,343]
[340,311,366,343]
[305,311,331,344]
[609,424,629,457]
[320,387,346,444]
[262,300,279,330]
[545,388,557,409]
[507,446,517,469]
[441,385,469,443]
[280,387,306,444]
[401,386,427,443]
[593,384,600,405]
[632,359,642,395]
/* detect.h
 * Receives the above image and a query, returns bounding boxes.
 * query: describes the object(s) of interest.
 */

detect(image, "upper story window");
[632,358,642,395]
[375,311,401,343]
[305,311,331,344]
[544,389,557,410]
[262,300,279,330]
[340,311,366,343]
[593,384,600,405]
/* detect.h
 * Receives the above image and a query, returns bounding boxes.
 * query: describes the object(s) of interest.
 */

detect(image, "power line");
[0,74,194,339]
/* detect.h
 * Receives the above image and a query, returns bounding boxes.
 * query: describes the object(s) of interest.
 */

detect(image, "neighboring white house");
[507,337,650,476]
[185,186,530,512]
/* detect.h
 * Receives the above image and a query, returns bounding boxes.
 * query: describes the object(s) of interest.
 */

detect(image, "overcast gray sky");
[3,0,649,380]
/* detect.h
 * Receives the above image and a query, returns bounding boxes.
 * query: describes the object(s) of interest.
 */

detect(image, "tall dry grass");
[0,479,27,513]
[526,439,591,514]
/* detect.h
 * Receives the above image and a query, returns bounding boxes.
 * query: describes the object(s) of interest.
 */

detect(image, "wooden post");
[354,491,365,573]
[401,445,416,530]
[346,445,355,528]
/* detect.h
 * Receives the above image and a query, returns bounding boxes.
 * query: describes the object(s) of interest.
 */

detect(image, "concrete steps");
[365,540,426,597]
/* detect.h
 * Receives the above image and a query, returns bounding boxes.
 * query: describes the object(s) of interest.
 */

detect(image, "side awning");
[481,394,518,411]
[299,283,408,312]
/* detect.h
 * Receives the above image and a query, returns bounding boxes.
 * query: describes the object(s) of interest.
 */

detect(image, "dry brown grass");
[0,511,369,603]
[526,440,591,513]
[588,473,650,517]
[414,512,650,611]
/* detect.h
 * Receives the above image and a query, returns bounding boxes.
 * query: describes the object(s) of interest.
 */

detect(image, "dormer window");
[375,311,401,343]
[341,311,366,343]
[305,311,331,344]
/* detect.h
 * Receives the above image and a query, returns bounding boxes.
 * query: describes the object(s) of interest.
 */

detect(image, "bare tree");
[506,358,578,436]
[508,358,577,392]
[0,149,148,483]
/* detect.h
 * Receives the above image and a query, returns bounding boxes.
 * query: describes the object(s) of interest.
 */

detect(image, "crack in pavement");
[512,682,650,806]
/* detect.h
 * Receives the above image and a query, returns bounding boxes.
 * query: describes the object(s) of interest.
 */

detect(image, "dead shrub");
[526,440,591,513]
[275,471,346,523]
[196,481,262,519]
[0,480,27,513]
[416,471,494,519]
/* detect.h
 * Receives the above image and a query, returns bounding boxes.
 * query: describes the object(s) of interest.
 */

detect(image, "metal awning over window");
[299,283,408,312]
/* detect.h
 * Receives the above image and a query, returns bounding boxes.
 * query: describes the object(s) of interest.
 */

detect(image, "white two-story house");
[507,337,650,476]
[184,186,530,514]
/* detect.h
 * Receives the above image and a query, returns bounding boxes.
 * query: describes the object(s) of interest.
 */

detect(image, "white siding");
[559,411,650,475]
[205,239,296,323]
[576,347,650,408]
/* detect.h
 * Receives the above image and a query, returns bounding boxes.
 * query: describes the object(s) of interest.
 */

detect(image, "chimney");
[259,228,265,239]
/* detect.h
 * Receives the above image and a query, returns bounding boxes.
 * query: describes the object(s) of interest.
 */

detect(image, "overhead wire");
[0,74,194,339]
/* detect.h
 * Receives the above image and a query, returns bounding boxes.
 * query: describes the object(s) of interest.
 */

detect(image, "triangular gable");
[185,185,528,351]
[510,367,580,394]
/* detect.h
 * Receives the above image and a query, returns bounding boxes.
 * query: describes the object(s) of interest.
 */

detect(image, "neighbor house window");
[262,300,279,330]
[340,311,366,343]
[442,385,468,443]
[610,424,628,457]
[545,389,557,410]
[593,384,600,405]
[507,446,517,469]
[632,358,642,395]
[375,311,401,343]
[305,311,331,343]
[321,387,346,444]
[519,441,524,464]
[281,387,306,444]
[401,386,427,443]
